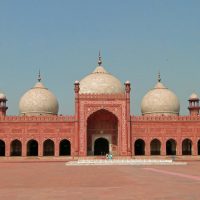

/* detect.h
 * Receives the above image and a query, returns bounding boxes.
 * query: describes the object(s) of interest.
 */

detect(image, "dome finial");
[158,71,161,82]
[38,70,41,82]
[98,50,102,66]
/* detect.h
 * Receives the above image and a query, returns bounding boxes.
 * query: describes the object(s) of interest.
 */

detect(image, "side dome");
[79,54,124,94]
[19,74,59,116]
[141,74,180,116]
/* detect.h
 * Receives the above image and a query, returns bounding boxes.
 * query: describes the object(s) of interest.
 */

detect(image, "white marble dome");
[79,56,124,94]
[141,77,180,116]
[19,78,59,116]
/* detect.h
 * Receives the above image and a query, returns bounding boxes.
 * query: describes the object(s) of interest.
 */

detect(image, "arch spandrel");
[85,107,121,122]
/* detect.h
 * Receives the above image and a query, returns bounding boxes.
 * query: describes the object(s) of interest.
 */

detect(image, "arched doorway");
[198,140,200,155]
[150,139,161,155]
[87,109,118,155]
[166,139,176,155]
[27,140,38,156]
[182,139,192,155]
[59,139,71,156]
[134,139,145,155]
[10,139,22,156]
[0,140,5,156]
[94,138,109,155]
[43,139,54,156]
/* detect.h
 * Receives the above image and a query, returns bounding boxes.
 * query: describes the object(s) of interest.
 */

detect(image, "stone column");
[54,140,59,156]
[38,141,43,157]
[22,140,27,157]
[120,109,129,156]
[176,140,182,156]
[145,140,150,156]
[192,140,197,156]
[5,140,10,157]
[161,140,166,156]
[79,110,87,156]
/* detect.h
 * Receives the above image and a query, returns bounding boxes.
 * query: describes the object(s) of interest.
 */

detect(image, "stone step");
[66,159,187,166]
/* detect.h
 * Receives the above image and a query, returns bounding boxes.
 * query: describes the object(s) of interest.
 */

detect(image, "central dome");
[19,74,59,116]
[79,55,124,94]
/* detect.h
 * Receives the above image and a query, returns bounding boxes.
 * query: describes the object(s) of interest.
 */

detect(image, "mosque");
[0,54,200,158]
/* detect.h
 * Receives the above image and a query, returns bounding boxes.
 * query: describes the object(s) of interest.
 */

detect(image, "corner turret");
[0,92,8,116]
[188,93,200,116]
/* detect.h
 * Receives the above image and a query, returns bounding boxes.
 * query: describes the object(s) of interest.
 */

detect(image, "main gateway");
[0,54,200,157]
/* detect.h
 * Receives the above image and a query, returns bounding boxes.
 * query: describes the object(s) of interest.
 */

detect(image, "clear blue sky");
[0,0,200,115]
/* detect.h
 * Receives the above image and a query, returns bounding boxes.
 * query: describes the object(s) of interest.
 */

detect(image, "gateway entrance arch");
[87,109,118,155]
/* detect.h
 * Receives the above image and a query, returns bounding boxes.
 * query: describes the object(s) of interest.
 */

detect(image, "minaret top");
[154,71,166,89]
[158,71,161,82]
[34,70,45,88]
[98,51,102,66]
[38,70,41,82]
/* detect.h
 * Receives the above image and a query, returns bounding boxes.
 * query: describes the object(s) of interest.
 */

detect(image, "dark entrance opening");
[43,139,54,156]
[166,139,176,155]
[27,140,38,156]
[0,140,5,156]
[150,139,161,155]
[59,139,71,156]
[134,139,145,155]
[10,139,22,156]
[182,139,192,155]
[94,138,109,155]
[198,140,200,155]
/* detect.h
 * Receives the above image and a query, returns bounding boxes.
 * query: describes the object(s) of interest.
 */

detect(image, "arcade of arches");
[133,138,200,156]
[0,139,71,157]
[0,138,200,156]
[0,138,199,157]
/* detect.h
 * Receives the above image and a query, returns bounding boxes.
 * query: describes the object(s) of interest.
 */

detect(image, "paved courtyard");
[0,160,199,200]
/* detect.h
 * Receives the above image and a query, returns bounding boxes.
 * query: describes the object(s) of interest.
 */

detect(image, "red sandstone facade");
[0,80,200,157]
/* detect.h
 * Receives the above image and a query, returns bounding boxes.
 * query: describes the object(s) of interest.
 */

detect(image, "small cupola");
[188,93,200,116]
[0,91,8,116]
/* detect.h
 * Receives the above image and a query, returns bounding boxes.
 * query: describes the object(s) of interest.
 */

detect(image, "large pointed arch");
[87,109,118,155]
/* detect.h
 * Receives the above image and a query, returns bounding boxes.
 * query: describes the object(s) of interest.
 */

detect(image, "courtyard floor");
[0,160,199,200]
